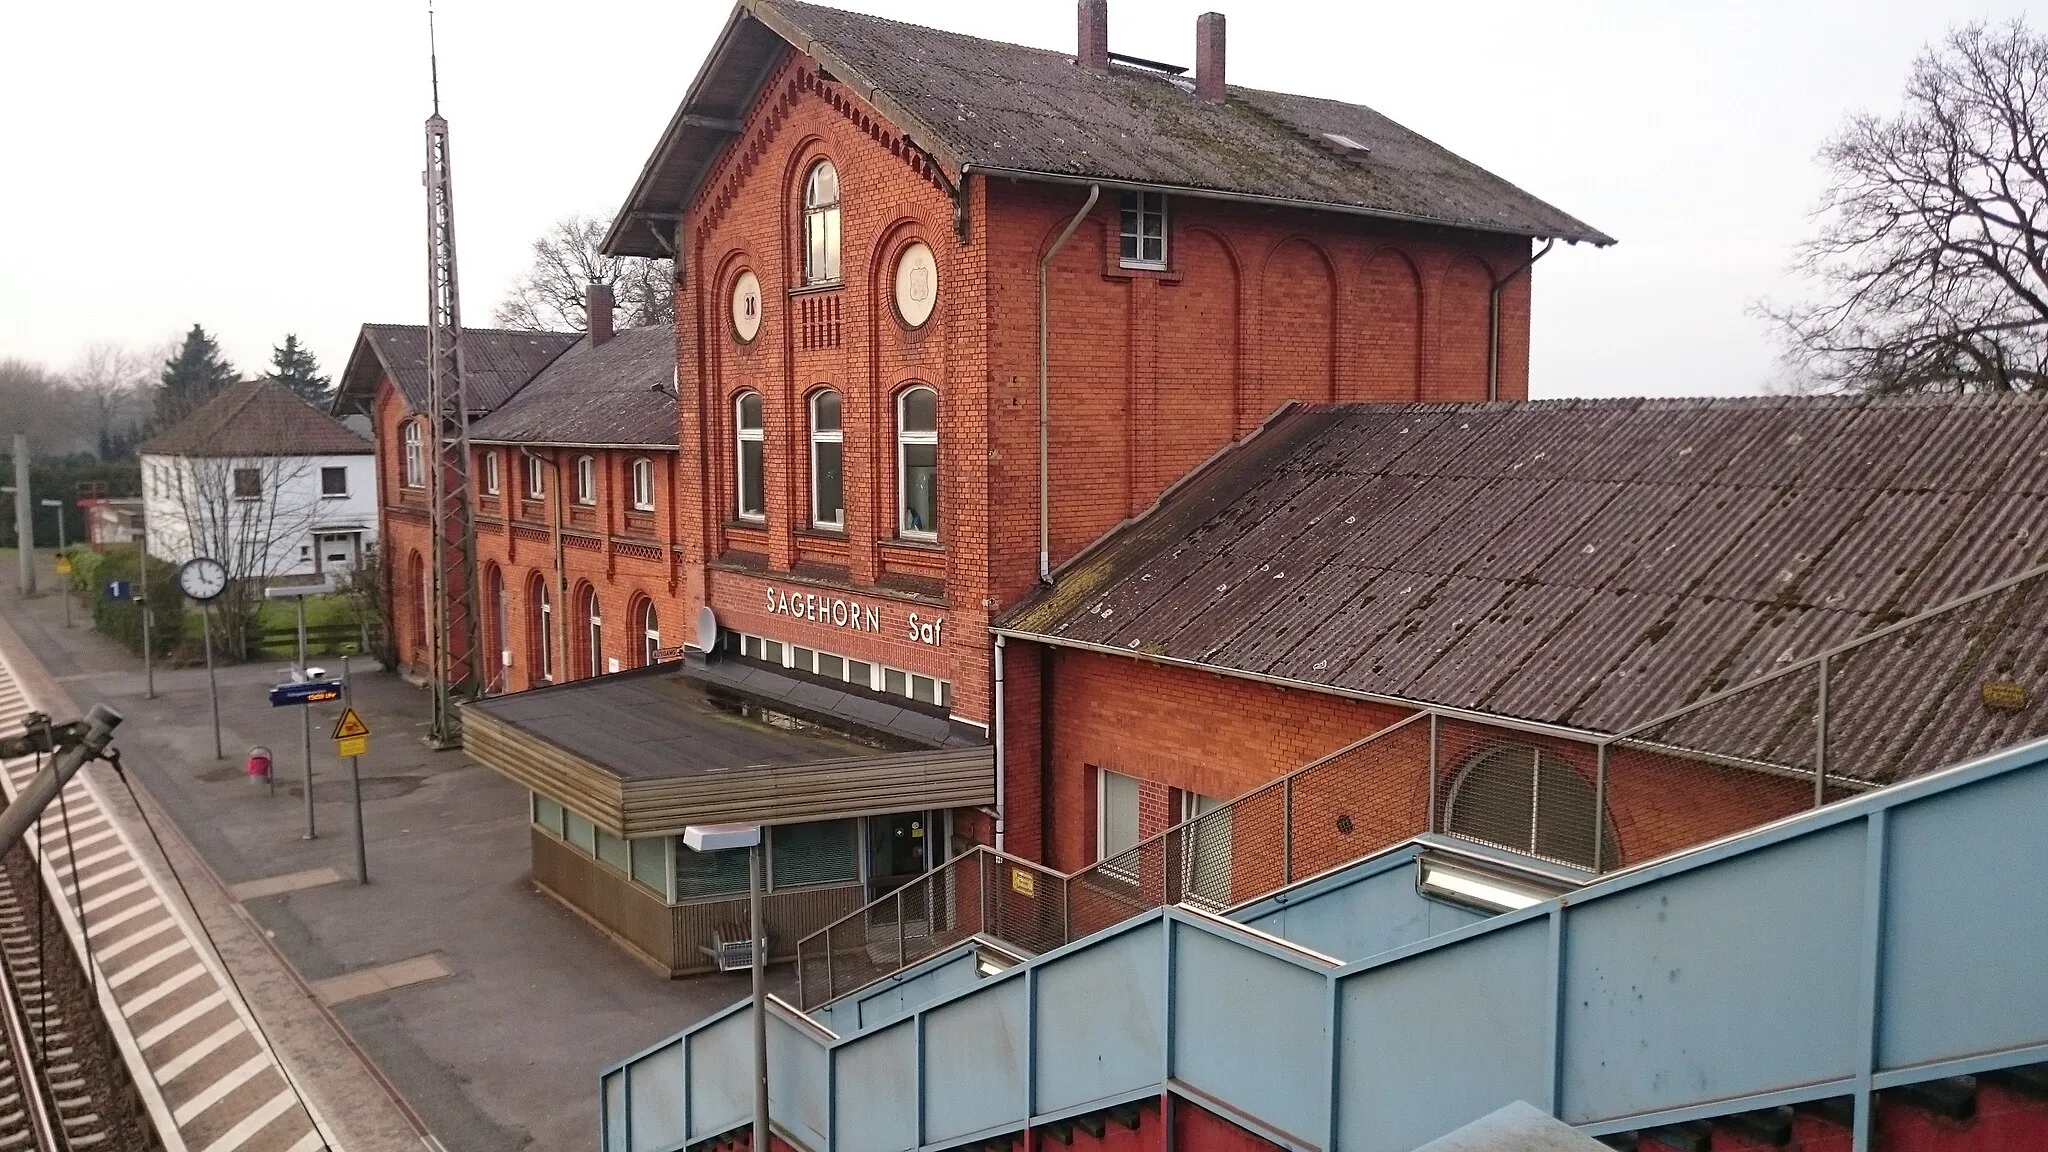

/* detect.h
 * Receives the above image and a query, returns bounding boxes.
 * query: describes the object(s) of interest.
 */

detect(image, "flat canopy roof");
[463,660,994,838]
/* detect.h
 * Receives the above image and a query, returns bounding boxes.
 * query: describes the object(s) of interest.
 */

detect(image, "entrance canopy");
[464,656,992,838]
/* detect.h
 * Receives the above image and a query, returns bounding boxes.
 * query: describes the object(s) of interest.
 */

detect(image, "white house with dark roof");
[139,377,379,581]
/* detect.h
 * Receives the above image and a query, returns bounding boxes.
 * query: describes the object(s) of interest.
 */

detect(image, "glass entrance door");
[866,811,931,899]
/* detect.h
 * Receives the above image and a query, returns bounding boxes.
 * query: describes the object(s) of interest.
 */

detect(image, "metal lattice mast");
[423,9,482,747]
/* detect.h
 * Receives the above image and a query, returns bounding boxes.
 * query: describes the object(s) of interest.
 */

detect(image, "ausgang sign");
[763,587,944,647]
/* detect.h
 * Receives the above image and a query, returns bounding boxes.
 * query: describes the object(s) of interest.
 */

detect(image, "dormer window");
[1119,191,1167,268]
[802,161,842,285]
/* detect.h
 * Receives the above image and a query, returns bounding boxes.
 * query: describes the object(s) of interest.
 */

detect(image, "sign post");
[44,501,69,628]
[333,664,369,885]
[266,582,336,842]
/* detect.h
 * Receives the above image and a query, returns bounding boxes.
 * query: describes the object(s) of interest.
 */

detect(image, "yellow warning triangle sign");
[331,707,370,740]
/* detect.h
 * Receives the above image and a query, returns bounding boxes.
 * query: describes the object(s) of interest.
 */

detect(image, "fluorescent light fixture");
[975,949,1016,978]
[684,822,761,853]
[1417,854,1568,914]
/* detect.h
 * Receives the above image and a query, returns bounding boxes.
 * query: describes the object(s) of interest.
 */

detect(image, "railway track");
[0,850,118,1151]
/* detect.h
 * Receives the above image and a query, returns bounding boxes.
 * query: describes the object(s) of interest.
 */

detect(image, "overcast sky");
[3,0,2042,398]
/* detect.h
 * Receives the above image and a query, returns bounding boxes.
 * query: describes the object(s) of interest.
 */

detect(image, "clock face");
[177,557,229,603]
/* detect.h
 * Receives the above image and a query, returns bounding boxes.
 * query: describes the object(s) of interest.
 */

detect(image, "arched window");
[481,450,500,496]
[409,551,428,652]
[574,455,597,505]
[810,389,843,529]
[1445,744,1618,871]
[897,386,939,539]
[639,598,660,667]
[529,573,554,684]
[802,160,841,285]
[525,453,546,500]
[402,420,424,489]
[486,564,507,694]
[580,585,604,678]
[630,457,655,512]
[735,392,765,521]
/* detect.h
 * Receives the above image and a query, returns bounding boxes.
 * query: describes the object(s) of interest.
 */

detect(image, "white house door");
[316,532,360,576]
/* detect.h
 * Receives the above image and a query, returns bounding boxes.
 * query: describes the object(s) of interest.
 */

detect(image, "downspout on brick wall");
[1487,238,1553,402]
[1039,183,1100,583]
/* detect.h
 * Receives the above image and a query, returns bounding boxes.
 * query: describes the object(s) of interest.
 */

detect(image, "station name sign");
[762,587,944,647]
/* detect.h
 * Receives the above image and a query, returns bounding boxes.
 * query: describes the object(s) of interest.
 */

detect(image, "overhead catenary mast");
[423,1,484,747]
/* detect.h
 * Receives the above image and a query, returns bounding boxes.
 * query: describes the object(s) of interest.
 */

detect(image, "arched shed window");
[639,599,660,667]
[802,161,841,285]
[529,573,554,684]
[1445,744,1618,871]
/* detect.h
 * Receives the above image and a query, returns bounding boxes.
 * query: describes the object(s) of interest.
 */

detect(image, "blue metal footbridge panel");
[602,737,2048,1152]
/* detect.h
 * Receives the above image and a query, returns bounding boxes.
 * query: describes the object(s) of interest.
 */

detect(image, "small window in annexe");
[1119,191,1167,267]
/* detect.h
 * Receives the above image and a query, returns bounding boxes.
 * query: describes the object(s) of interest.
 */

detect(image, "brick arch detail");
[1248,236,1339,431]
[1355,245,1426,403]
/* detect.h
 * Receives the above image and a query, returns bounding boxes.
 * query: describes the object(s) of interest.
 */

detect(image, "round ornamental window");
[893,241,938,328]
[730,270,762,343]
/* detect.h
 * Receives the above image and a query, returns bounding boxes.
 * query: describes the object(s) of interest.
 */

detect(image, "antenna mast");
[423,0,483,747]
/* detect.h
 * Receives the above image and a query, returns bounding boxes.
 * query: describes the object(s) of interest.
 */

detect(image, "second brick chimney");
[1078,0,1109,72]
[587,282,615,346]
[1195,12,1226,101]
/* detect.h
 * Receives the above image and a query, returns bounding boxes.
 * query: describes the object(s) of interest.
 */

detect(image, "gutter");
[1487,238,1555,402]
[992,635,1007,853]
[1038,184,1101,583]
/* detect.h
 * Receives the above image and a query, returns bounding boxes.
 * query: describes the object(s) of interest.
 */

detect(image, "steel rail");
[0,874,71,1152]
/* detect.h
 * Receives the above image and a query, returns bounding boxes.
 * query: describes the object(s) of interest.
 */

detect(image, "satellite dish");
[694,605,719,653]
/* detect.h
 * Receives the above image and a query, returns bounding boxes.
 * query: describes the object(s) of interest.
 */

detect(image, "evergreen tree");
[155,324,237,428]
[265,334,333,406]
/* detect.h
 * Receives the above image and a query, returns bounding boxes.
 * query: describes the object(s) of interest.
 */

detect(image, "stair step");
[1644,1120,1712,1152]
[1983,1063,2048,1102]
[1718,1106,1794,1146]
[1888,1075,1978,1122]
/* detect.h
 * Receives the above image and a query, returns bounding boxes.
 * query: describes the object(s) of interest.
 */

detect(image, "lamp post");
[38,499,66,627]
[685,822,766,1151]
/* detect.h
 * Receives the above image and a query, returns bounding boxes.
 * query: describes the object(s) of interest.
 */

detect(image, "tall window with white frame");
[411,552,429,653]
[630,457,655,512]
[481,450,500,496]
[898,386,939,539]
[531,575,553,683]
[802,160,841,285]
[583,587,603,678]
[574,455,596,505]
[810,389,843,530]
[488,566,508,693]
[1118,191,1167,268]
[735,392,765,521]
[403,420,424,488]
[525,454,545,500]
[639,599,660,666]
[1097,768,1141,873]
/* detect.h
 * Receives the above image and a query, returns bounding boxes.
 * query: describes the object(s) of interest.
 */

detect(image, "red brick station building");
[339,0,2048,981]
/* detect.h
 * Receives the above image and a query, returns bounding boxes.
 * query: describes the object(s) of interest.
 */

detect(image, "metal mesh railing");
[798,563,2048,1009]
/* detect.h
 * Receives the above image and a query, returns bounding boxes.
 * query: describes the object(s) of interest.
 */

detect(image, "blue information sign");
[269,679,344,707]
[107,580,131,601]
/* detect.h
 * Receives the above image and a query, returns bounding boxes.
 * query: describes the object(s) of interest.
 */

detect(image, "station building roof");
[997,395,2048,764]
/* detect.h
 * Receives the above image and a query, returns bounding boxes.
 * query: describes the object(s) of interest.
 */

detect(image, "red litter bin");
[247,746,272,784]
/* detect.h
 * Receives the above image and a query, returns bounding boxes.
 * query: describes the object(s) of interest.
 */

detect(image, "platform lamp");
[685,821,767,1151]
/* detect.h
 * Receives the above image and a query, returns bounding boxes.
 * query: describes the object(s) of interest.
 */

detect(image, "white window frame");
[1118,190,1168,269]
[735,392,765,522]
[481,450,500,496]
[534,579,554,683]
[630,457,655,512]
[1096,768,1142,875]
[402,421,424,489]
[640,599,660,666]
[584,588,603,679]
[574,454,597,506]
[319,465,349,498]
[897,386,938,541]
[525,454,546,500]
[810,389,844,530]
[802,160,842,285]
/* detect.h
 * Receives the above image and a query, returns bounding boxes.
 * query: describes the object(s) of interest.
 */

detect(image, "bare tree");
[493,214,675,331]
[0,358,88,452]
[70,343,157,459]
[145,452,322,657]
[1764,20,2048,394]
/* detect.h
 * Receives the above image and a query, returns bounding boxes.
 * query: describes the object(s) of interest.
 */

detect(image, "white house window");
[802,160,842,285]
[735,392,765,521]
[639,599,660,666]
[1097,768,1141,866]
[898,386,938,539]
[630,457,655,512]
[574,455,596,505]
[525,454,545,500]
[583,588,603,679]
[233,468,262,500]
[532,576,554,683]
[1119,191,1167,267]
[810,389,843,529]
[482,451,500,496]
[1181,791,1232,909]
[402,420,424,488]
[320,466,348,497]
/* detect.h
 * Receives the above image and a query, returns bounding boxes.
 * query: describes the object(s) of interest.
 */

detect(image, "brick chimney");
[1195,12,1226,101]
[586,282,615,346]
[1078,0,1109,72]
